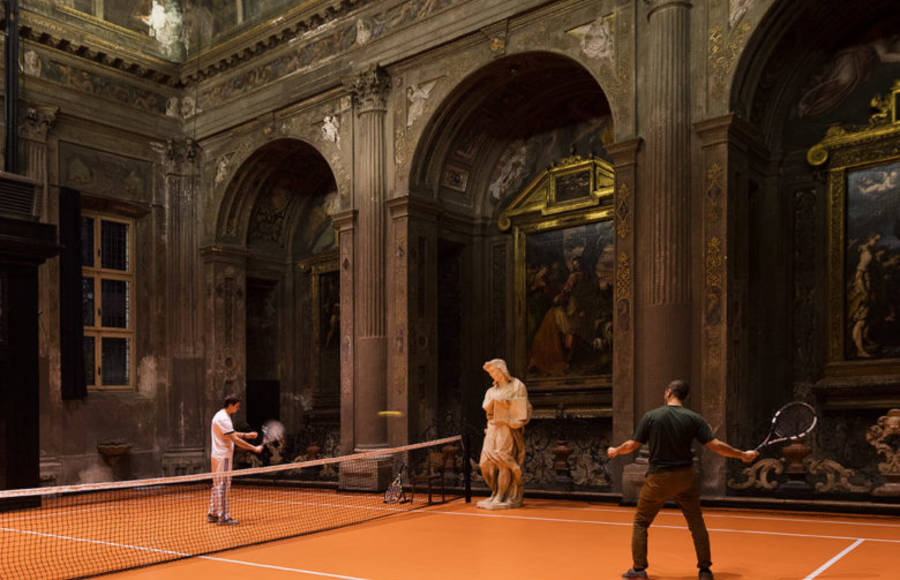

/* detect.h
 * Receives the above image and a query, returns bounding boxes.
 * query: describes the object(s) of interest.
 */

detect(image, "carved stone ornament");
[166,137,201,164]
[867,409,900,497]
[350,66,391,113]
[19,106,59,142]
[728,456,872,494]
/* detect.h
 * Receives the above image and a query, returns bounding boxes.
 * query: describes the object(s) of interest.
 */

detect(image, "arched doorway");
[408,52,617,491]
[211,138,341,465]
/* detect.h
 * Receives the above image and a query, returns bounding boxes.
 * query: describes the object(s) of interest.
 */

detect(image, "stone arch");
[399,50,619,475]
[214,138,338,250]
[205,136,341,458]
[408,51,617,218]
[730,0,899,148]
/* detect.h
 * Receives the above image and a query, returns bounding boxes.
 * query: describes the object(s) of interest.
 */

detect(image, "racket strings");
[772,405,816,439]
[261,419,286,443]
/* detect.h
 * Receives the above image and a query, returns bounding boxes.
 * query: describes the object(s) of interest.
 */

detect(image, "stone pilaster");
[332,209,357,455]
[386,197,411,449]
[161,137,205,473]
[19,105,58,219]
[637,0,693,414]
[200,245,249,468]
[607,138,642,452]
[694,114,758,494]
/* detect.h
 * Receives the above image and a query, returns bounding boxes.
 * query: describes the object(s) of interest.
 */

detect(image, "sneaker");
[699,569,714,580]
[217,517,239,526]
[206,514,218,523]
[622,569,648,579]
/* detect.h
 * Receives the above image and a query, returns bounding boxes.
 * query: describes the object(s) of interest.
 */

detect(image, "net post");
[462,433,472,503]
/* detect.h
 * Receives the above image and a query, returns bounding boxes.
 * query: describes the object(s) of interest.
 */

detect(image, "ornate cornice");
[181,0,372,85]
[15,8,179,87]
[8,1,372,90]
[348,66,391,113]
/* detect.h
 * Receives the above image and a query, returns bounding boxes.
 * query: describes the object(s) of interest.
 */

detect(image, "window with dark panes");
[81,213,134,390]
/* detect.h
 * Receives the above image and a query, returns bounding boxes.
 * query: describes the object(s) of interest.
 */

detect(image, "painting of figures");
[525,220,615,380]
[845,160,900,360]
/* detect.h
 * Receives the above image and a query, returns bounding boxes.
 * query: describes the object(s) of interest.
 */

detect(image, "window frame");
[81,211,136,391]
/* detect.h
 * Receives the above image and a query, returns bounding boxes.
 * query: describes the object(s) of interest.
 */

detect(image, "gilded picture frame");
[499,155,615,417]
[808,80,900,377]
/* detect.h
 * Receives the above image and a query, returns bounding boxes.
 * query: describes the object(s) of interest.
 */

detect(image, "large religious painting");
[299,250,340,414]
[525,221,614,378]
[500,154,615,413]
[318,269,341,392]
[808,79,900,375]
[845,161,900,360]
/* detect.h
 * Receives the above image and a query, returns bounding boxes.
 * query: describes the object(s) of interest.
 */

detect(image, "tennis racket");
[261,419,286,445]
[754,401,818,451]
[383,464,409,504]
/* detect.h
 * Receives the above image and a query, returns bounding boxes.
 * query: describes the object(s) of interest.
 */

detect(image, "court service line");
[195,555,372,580]
[424,509,900,544]
[547,505,900,528]
[802,538,864,580]
[0,526,370,580]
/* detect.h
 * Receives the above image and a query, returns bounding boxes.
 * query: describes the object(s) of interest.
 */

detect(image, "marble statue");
[478,358,532,510]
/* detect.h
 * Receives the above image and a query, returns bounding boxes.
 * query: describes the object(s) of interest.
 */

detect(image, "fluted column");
[350,67,391,452]
[161,137,207,475]
[19,105,58,219]
[637,0,693,414]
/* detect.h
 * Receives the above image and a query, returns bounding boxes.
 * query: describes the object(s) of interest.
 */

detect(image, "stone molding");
[644,0,692,18]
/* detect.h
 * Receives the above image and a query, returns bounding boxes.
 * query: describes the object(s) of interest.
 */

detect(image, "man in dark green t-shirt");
[607,379,758,580]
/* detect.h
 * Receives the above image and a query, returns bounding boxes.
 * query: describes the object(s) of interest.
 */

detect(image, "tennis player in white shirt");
[207,394,263,525]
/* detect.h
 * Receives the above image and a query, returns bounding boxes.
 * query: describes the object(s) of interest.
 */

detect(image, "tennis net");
[0,435,469,579]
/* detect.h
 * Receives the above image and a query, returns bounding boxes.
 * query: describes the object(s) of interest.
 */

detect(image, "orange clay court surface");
[96,498,900,580]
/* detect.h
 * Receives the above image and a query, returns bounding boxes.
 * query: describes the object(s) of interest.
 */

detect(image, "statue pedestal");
[476,497,521,510]
[621,450,649,505]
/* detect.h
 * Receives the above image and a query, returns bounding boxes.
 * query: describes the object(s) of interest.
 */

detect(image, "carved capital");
[19,106,59,143]
[348,66,391,113]
[165,136,201,165]
[644,0,692,18]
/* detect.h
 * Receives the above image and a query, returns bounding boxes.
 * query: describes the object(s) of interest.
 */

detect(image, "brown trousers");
[632,466,711,570]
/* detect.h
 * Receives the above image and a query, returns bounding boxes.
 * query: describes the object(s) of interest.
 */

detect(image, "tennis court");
[103,499,897,580]
[2,433,898,580]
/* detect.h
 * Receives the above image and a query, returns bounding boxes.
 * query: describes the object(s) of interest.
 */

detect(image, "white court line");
[0,525,370,579]
[195,556,371,579]
[544,505,900,528]
[802,538,864,580]
[422,509,900,544]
